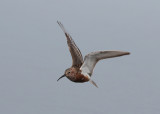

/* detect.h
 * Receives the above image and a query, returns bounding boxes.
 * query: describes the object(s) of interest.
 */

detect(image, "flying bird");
[57,21,130,87]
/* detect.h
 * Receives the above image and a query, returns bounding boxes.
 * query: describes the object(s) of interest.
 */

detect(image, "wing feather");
[80,51,130,76]
[57,21,83,67]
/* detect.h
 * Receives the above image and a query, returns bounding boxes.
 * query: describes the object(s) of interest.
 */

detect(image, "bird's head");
[57,68,72,81]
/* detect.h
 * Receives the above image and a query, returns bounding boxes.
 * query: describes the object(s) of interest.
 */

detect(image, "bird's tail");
[90,80,98,88]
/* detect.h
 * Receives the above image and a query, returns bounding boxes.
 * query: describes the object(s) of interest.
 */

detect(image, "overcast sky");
[0,0,160,114]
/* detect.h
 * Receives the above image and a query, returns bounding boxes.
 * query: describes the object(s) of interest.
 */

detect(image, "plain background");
[0,0,160,114]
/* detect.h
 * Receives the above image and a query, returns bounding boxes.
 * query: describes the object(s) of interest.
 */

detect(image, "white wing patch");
[80,54,97,76]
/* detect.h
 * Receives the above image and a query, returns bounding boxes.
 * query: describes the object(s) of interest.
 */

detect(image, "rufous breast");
[66,67,89,83]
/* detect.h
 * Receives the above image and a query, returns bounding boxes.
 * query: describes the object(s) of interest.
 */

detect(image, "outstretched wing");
[57,21,83,67]
[80,51,130,76]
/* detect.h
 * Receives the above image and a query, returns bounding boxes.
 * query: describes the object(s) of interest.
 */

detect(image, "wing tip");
[57,21,67,33]
[124,51,130,55]
[57,20,61,25]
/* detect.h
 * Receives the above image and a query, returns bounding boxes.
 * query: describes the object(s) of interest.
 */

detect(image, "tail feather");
[90,80,98,88]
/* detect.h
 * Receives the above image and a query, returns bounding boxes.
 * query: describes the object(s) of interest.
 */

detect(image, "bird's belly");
[68,74,89,83]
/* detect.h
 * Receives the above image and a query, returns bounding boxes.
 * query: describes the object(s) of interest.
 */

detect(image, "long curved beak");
[57,74,65,81]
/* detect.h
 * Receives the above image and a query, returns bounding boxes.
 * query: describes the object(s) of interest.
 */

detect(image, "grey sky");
[0,0,160,114]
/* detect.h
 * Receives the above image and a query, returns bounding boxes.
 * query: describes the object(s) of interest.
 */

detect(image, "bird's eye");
[68,72,70,74]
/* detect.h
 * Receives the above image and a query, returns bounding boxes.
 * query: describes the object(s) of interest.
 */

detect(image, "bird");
[57,21,130,88]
